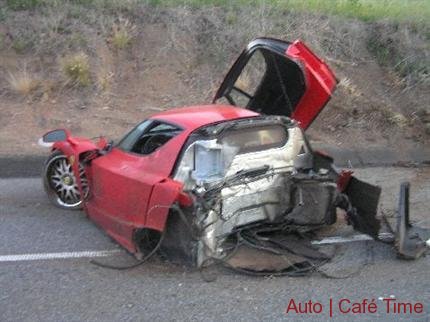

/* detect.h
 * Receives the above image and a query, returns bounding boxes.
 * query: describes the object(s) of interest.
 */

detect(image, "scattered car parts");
[395,182,430,259]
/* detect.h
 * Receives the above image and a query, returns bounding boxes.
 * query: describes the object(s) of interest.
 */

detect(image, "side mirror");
[38,129,69,147]
[42,129,68,143]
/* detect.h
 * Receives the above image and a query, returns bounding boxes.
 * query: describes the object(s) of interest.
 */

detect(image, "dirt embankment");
[0,4,429,156]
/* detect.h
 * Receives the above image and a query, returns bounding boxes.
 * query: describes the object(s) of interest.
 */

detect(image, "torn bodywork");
[395,182,430,259]
[162,116,382,272]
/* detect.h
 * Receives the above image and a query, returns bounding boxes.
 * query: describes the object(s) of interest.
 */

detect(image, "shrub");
[6,0,41,10]
[110,18,135,50]
[11,37,34,54]
[7,69,39,95]
[61,52,91,86]
[389,113,410,128]
[97,69,114,91]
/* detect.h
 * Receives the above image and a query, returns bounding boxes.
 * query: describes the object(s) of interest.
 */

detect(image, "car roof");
[149,104,259,130]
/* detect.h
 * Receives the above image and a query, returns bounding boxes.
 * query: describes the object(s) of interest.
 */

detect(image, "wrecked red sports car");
[39,38,428,273]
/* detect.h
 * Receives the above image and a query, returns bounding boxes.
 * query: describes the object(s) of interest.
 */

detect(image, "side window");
[117,120,182,155]
[117,120,152,152]
[216,47,305,117]
[229,50,266,107]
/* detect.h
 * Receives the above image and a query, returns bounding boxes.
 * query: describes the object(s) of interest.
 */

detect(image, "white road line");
[311,234,374,245]
[0,249,122,262]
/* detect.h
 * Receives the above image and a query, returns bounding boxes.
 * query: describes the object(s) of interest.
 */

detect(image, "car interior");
[117,120,182,155]
[130,122,182,155]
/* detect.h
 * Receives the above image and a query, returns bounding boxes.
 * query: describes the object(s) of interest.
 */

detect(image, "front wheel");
[43,151,88,210]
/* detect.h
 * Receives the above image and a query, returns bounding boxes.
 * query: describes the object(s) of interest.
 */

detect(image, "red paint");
[287,40,338,129]
[47,105,259,254]
[44,39,339,256]
[83,105,259,251]
[144,179,184,231]
[150,104,259,130]
[337,170,354,192]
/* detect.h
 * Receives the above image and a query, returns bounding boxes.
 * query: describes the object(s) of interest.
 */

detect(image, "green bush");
[6,0,42,10]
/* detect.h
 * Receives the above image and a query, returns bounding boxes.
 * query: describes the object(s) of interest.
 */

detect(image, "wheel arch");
[144,179,191,232]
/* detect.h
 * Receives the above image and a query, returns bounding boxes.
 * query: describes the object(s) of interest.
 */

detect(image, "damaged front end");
[162,116,383,273]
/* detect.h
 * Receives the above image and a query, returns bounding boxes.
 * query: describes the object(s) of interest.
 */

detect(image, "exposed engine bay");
[159,116,391,273]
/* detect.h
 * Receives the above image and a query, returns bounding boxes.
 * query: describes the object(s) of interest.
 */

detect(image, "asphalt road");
[0,168,429,321]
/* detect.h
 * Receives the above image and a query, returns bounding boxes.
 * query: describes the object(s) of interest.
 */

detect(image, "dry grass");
[61,52,91,86]
[7,69,39,95]
[338,77,362,98]
[379,105,410,128]
[97,69,114,91]
[389,113,410,128]
[110,18,136,50]
[0,2,428,119]
[95,45,115,91]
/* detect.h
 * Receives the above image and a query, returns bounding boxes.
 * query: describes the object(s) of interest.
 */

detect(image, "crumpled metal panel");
[395,182,430,259]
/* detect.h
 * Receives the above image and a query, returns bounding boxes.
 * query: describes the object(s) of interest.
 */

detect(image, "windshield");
[116,120,153,151]
[117,120,182,155]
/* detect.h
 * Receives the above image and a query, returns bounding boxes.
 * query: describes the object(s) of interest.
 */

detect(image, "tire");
[160,208,197,266]
[43,151,88,210]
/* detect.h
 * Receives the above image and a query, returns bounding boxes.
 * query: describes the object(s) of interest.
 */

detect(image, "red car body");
[43,38,342,257]
[83,105,260,253]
